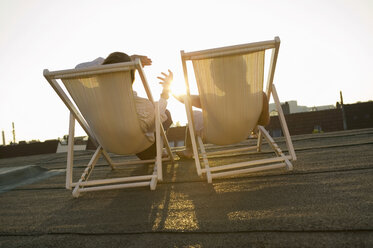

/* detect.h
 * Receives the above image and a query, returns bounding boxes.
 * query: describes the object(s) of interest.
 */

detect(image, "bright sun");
[169,79,187,98]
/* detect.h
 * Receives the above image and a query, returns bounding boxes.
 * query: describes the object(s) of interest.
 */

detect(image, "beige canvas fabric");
[62,71,153,154]
[192,51,265,145]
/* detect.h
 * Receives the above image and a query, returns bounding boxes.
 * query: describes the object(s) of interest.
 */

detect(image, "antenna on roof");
[12,122,16,144]
[2,130,5,146]
[340,91,347,130]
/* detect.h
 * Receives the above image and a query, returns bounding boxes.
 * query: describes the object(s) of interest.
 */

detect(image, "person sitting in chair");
[173,90,270,159]
[76,52,173,160]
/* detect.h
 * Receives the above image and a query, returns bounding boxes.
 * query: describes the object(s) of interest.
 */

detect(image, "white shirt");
[75,58,168,142]
[75,57,105,69]
[133,91,168,142]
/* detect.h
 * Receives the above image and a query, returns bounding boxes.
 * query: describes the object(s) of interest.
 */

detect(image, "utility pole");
[340,91,348,130]
[12,122,16,144]
[2,130,5,146]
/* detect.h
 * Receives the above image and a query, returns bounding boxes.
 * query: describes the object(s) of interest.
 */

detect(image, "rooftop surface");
[0,128,372,247]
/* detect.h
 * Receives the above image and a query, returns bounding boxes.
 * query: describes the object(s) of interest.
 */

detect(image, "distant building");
[344,101,373,130]
[269,100,335,114]
[0,140,59,159]
[266,108,344,137]
[266,101,373,136]
[56,136,87,153]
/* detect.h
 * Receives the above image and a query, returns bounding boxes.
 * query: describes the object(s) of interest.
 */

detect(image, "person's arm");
[173,94,202,109]
[157,70,202,109]
[130,54,152,67]
[156,70,173,122]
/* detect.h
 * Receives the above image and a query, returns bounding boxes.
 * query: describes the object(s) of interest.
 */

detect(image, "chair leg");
[197,136,212,183]
[156,136,163,182]
[258,126,293,171]
[72,146,102,198]
[102,150,115,170]
[155,102,163,182]
[161,125,174,165]
[183,96,202,176]
[272,84,296,161]
[256,126,263,152]
[150,169,158,190]
[66,112,75,190]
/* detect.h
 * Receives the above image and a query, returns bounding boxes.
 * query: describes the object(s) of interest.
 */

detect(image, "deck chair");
[43,59,174,197]
[180,36,296,183]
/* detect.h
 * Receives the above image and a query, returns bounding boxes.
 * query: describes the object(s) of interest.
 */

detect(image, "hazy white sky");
[0,0,372,144]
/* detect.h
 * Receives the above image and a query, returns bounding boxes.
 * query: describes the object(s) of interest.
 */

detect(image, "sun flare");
[169,79,187,97]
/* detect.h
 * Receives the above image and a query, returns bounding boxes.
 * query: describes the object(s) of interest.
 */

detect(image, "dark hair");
[102,52,135,83]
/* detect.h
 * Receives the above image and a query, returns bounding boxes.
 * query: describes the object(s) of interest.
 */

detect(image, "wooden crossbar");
[78,182,152,192]
[71,175,156,187]
[201,156,292,173]
[45,61,137,79]
[182,38,278,60]
[211,163,286,179]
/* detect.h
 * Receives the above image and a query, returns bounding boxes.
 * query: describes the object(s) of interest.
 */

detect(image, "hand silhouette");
[157,69,173,90]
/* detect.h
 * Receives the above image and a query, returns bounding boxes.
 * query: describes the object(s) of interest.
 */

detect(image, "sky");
[0,0,372,144]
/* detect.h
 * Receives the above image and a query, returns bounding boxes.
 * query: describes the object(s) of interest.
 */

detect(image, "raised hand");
[157,69,173,90]
[157,70,173,99]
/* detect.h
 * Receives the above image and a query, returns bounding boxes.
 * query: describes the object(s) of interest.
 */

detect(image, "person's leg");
[177,110,203,159]
[136,109,173,160]
[135,143,156,160]
[176,126,193,159]
[162,109,173,131]
[257,92,270,126]
[185,126,192,150]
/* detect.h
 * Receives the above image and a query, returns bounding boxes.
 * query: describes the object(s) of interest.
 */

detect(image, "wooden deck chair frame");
[180,36,296,183]
[44,59,174,197]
